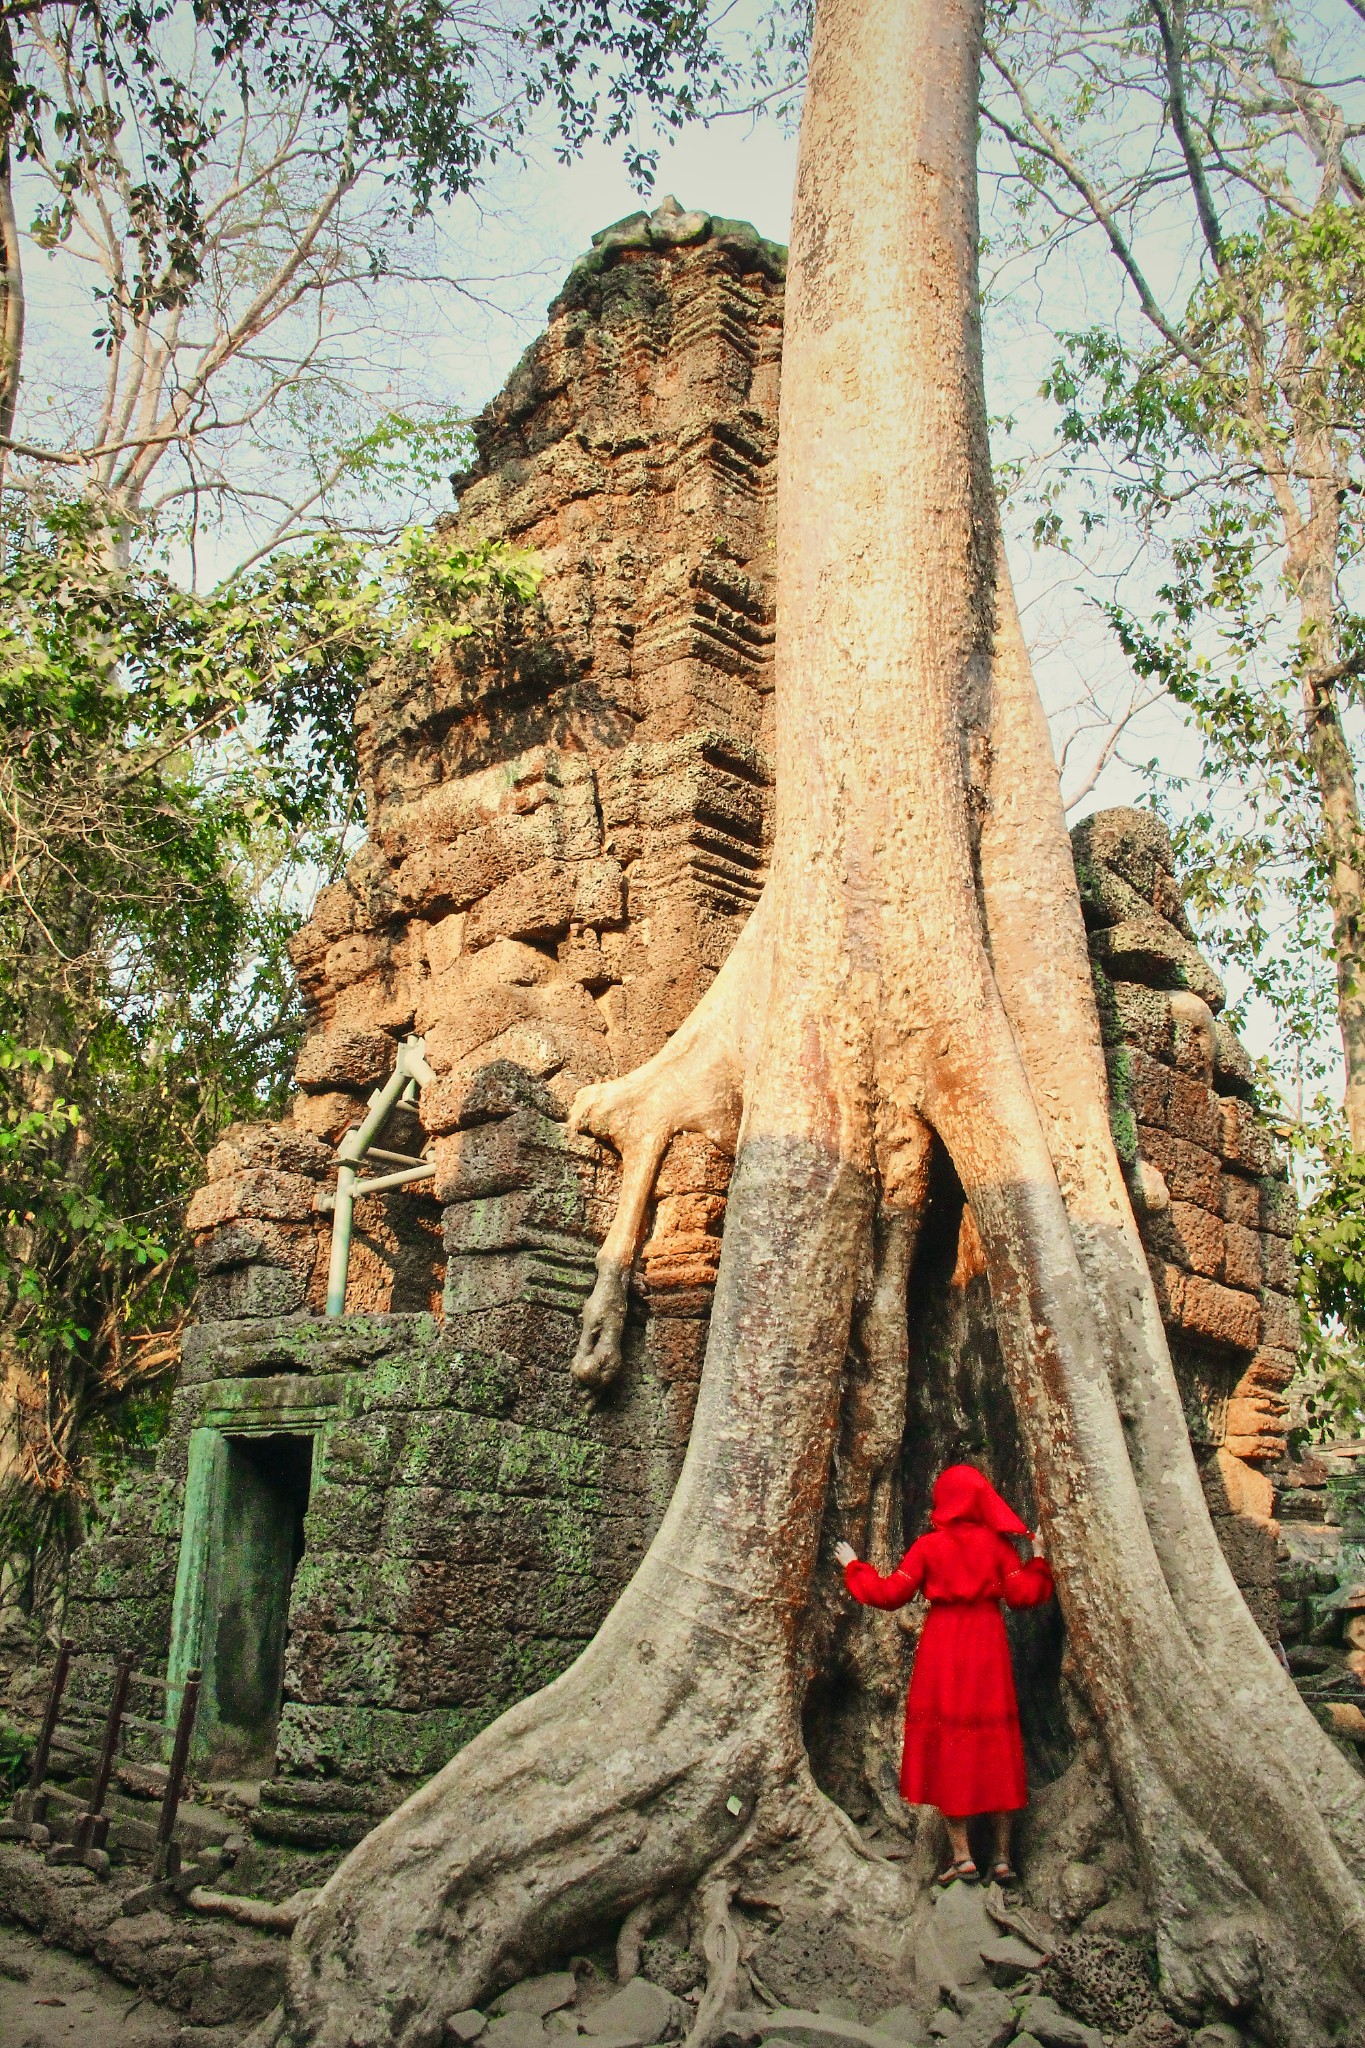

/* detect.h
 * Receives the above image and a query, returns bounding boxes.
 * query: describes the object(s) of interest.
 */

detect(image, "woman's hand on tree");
[1030,1533,1046,1559]
[834,1541,858,1568]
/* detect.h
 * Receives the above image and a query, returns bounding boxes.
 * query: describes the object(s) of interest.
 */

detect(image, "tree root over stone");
[280,1151,931,2047]
[266,0,1365,2038]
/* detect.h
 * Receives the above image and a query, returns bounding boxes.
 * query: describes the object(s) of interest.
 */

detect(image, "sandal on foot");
[937,1858,979,1887]
[991,1861,1019,1884]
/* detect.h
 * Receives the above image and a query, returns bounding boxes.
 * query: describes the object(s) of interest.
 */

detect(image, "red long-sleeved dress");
[845,1525,1054,1816]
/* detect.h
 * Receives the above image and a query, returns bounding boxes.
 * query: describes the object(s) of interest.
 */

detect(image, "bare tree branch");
[1147,0,1226,261]
[983,46,1211,370]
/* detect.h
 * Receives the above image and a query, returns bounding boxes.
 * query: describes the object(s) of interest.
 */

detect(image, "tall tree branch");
[1247,0,1365,206]
[983,48,1211,372]
[1147,0,1226,263]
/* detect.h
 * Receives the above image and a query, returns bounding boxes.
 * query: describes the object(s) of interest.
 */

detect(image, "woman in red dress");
[835,1463,1053,1885]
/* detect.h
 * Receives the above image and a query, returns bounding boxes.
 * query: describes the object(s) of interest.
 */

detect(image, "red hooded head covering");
[931,1463,1030,1538]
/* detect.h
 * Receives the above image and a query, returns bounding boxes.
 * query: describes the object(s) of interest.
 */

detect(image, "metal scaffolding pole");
[325,1033,437,1316]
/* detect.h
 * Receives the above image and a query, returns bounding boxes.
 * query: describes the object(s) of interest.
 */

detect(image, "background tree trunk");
[1287,440,1365,1149]
[275,2,1365,2042]
[0,15,22,445]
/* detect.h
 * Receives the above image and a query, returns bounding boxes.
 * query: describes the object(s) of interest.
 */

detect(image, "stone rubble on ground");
[751,2012,914,2048]
[869,2004,927,2046]
[448,2013,489,2043]
[494,1974,580,2020]
[488,2016,554,2048]
[0,1844,285,2028]
[1010,1996,1103,2048]
[0,1830,1230,2048]
[1118,2017,1189,2048]
[922,1881,993,1993]
[1038,1933,1160,2040]
[977,1938,1046,1989]
[929,1983,1018,2048]
[582,1978,684,2043]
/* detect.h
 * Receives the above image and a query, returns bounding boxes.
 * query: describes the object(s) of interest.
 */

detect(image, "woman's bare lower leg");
[943,1815,972,1865]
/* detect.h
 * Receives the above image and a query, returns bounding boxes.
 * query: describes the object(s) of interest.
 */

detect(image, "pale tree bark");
[1286,443,1365,1150]
[275,2,1365,2043]
[0,16,23,449]
[1239,341,1365,1149]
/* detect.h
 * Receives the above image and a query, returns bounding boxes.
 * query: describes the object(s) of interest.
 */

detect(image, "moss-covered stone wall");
[66,1289,703,1847]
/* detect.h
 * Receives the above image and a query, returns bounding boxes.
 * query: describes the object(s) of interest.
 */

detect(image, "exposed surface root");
[683,1870,744,2048]
[282,1143,885,2047]
[569,894,773,1388]
[285,1663,765,2047]
[811,1196,924,1829]
[616,1897,663,1985]
[729,1776,931,2009]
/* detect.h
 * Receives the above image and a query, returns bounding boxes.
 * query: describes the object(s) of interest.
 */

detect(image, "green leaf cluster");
[1298,1141,1365,1342]
[1293,1134,1365,1444]
[0,494,538,1598]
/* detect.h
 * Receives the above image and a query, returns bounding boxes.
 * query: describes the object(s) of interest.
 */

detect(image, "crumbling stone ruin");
[1,205,1352,2031]
[58,197,790,1857]
[1274,1439,1365,1746]
[1078,809,1298,1643]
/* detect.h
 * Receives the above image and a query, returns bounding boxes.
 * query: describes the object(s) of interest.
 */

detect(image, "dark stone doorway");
[203,1433,313,1775]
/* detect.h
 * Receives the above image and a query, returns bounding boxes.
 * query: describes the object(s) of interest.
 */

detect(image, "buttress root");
[568,895,773,1388]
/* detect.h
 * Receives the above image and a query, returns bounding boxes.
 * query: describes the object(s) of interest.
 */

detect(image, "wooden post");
[151,1667,200,1882]
[49,1648,133,1872]
[0,1638,71,1839]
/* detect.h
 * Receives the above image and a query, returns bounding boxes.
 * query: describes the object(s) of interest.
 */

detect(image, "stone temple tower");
[59,201,1301,1874]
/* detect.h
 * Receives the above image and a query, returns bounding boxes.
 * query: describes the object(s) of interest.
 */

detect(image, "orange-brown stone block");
[1236,1348,1296,1394]
[1219,1097,1283,1176]
[656,1131,734,1196]
[1166,1073,1224,1151]
[1136,1126,1223,1209]
[292,1090,365,1144]
[185,1169,319,1232]
[1123,1047,1171,1125]
[1166,1199,1225,1279]
[330,971,417,1036]
[1260,1231,1296,1292]
[1221,1175,1260,1229]
[1213,1446,1277,1527]
[295,1026,395,1092]
[464,864,579,950]
[1177,1273,1261,1352]
[1258,1289,1301,1352]
[1221,1219,1262,1292]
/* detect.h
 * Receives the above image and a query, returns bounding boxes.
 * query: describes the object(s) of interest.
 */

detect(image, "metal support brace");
[325,1033,437,1316]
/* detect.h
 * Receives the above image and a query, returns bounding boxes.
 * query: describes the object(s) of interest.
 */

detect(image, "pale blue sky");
[11,34,1334,1087]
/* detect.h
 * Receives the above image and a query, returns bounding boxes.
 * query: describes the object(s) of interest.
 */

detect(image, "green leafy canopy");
[0,496,539,1565]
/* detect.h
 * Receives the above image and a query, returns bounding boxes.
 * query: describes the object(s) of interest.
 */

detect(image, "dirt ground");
[0,1919,222,2048]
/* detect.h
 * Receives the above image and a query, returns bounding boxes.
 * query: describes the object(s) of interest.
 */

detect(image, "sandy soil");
[0,1920,198,2048]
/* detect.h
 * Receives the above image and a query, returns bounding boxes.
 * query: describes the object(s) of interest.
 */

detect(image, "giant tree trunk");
[279,1,1365,2042]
